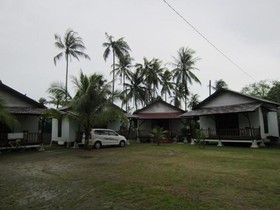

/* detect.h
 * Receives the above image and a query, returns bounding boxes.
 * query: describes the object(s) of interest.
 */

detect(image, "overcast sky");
[1,0,280,107]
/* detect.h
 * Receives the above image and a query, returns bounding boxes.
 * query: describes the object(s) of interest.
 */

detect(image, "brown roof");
[134,112,183,119]
[181,102,262,117]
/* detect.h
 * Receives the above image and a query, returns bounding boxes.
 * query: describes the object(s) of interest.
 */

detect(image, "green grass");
[1,142,280,209]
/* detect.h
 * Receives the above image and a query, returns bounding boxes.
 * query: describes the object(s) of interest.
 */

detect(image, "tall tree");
[160,69,174,102]
[267,81,280,103]
[136,58,164,104]
[103,33,131,98]
[188,93,200,110]
[124,68,146,110]
[115,55,133,111]
[54,29,90,102]
[172,47,201,110]
[241,80,271,99]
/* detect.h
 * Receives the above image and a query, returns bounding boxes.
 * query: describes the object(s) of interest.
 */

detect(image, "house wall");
[0,89,33,107]
[108,120,121,131]
[14,115,39,133]
[238,110,260,129]
[138,120,151,136]
[52,118,79,143]
[142,103,180,113]
[169,119,184,131]
[267,112,279,137]
[199,116,215,129]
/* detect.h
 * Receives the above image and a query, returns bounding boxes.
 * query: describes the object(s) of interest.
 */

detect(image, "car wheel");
[119,140,126,147]
[94,141,102,149]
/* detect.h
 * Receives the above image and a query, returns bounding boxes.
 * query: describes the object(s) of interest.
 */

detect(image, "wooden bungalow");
[132,100,187,142]
[0,81,46,152]
[181,89,280,147]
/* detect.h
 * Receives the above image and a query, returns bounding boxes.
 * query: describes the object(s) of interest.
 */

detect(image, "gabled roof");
[181,89,280,118]
[0,81,45,115]
[133,99,185,119]
[195,88,280,109]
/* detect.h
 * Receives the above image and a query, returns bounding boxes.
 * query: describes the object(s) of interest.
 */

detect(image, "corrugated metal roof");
[181,102,262,117]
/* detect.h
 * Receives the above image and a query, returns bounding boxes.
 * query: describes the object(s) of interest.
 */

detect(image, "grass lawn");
[1,142,280,210]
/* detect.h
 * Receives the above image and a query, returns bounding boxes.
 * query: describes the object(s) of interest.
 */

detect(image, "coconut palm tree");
[103,33,131,98]
[71,71,126,148]
[123,68,146,111]
[160,69,174,102]
[136,58,164,104]
[54,29,90,102]
[172,47,201,110]
[170,83,184,108]
[213,79,228,91]
[114,55,133,111]
[47,81,71,108]
[188,93,200,110]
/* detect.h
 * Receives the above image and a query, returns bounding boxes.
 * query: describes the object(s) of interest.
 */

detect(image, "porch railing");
[0,132,43,147]
[200,128,261,140]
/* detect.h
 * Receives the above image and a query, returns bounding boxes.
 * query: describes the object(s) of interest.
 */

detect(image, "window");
[262,108,269,134]
[58,119,62,137]
[108,131,118,136]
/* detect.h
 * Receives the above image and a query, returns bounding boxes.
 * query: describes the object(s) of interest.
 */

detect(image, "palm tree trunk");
[123,75,128,112]
[112,50,115,101]
[65,54,69,103]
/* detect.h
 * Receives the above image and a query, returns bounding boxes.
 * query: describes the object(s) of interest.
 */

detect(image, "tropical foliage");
[103,33,131,98]
[54,29,90,102]
[150,126,168,146]
[0,98,17,129]
[171,47,201,110]
[47,81,70,108]
[213,79,228,91]
[71,71,126,147]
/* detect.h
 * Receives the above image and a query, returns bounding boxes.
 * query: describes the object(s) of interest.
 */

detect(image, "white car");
[90,129,127,149]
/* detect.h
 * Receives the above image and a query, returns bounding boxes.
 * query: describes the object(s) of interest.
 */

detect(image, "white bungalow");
[181,89,280,147]
[51,105,127,146]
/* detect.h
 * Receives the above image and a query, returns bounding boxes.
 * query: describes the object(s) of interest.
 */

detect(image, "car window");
[94,130,107,135]
[108,131,118,136]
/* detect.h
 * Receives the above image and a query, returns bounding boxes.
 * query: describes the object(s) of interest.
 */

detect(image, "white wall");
[51,118,79,143]
[200,116,215,129]
[238,110,260,129]
[267,112,279,137]
[14,115,39,132]
[108,120,121,131]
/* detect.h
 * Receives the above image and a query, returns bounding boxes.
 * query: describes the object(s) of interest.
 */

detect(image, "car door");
[107,130,119,145]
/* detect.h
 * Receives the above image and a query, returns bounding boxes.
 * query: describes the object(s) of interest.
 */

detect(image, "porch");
[200,128,261,140]
[0,132,43,152]
[137,129,179,143]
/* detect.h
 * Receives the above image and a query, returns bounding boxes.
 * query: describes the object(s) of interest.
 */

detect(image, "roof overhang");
[133,112,183,119]
[8,107,45,115]
[181,103,262,117]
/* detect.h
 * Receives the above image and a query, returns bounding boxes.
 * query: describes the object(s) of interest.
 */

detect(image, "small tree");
[195,129,206,148]
[150,126,168,146]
